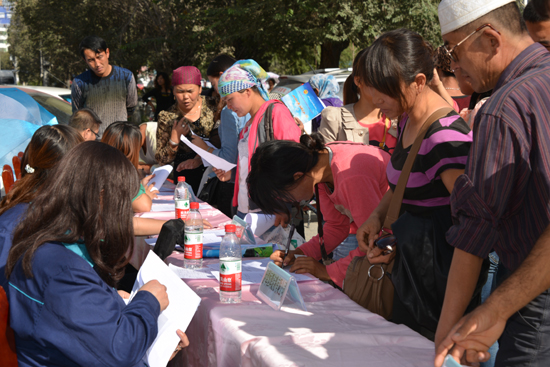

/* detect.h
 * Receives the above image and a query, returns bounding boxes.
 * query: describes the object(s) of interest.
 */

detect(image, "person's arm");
[133,217,166,236]
[155,111,179,165]
[38,265,161,366]
[435,225,550,367]
[127,74,139,116]
[297,184,351,260]
[71,81,82,113]
[436,114,527,363]
[132,193,152,213]
[356,189,392,254]
[430,68,455,109]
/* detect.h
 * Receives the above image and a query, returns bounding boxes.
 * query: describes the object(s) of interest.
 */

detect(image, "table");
[145,188,435,367]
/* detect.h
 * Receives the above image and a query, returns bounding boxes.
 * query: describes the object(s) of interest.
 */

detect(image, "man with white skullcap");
[434,0,550,366]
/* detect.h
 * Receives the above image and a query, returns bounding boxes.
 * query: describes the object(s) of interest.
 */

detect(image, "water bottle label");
[220,260,242,292]
[175,199,190,220]
[184,232,203,259]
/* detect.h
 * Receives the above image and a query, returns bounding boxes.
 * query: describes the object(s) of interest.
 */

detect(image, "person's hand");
[274,212,289,228]
[271,248,304,267]
[367,245,396,265]
[176,157,201,172]
[202,219,212,229]
[139,280,169,311]
[141,173,156,187]
[430,67,443,89]
[213,168,231,182]
[434,302,507,367]
[290,256,330,281]
[356,214,382,253]
[294,116,305,134]
[117,290,131,300]
[145,182,158,200]
[171,117,190,142]
[169,329,190,361]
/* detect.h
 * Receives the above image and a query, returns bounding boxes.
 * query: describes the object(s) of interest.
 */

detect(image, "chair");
[12,156,21,180]
[0,287,18,366]
[2,165,14,194]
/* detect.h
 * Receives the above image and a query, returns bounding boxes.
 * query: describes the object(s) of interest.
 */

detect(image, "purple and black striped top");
[388,112,472,216]
[446,43,550,273]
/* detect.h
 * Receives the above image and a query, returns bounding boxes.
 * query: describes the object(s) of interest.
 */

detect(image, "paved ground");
[303,211,318,242]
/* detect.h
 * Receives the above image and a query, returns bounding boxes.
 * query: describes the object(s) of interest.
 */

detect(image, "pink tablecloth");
[145,189,435,367]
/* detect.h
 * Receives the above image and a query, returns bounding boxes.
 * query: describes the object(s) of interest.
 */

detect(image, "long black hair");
[247,133,325,215]
[6,141,139,287]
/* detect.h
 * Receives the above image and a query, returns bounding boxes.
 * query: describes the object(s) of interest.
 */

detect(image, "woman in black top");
[142,72,175,121]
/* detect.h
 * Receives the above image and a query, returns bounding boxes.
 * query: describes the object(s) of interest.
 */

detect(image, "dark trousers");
[495,267,550,366]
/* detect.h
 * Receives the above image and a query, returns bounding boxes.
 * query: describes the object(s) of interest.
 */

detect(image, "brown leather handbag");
[342,108,453,320]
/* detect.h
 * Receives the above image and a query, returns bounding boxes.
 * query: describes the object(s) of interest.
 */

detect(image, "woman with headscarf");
[212,60,302,220]
[155,66,217,194]
[309,74,343,132]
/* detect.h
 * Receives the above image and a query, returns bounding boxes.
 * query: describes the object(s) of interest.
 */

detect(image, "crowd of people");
[2,0,550,366]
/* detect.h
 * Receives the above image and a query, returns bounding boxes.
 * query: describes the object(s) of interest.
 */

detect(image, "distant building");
[0,2,12,53]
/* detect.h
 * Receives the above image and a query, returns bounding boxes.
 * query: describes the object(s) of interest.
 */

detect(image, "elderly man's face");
[443,26,500,93]
[526,21,550,51]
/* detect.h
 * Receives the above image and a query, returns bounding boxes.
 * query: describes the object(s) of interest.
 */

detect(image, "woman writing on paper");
[5,142,188,366]
[212,60,302,221]
[247,133,390,288]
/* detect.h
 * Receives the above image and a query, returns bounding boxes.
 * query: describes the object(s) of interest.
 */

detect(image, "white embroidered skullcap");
[438,0,516,35]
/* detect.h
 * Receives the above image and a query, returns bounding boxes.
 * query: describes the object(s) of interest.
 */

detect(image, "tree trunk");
[319,40,349,69]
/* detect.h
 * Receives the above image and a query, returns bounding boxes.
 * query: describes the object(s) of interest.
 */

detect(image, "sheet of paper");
[199,203,213,210]
[244,213,275,237]
[204,229,226,237]
[145,238,157,246]
[180,135,236,171]
[130,252,201,367]
[207,258,312,284]
[168,263,216,279]
[151,203,175,212]
[150,165,173,192]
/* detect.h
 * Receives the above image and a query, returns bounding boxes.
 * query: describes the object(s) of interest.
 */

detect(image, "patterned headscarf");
[434,46,453,74]
[218,60,270,101]
[172,66,202,86]
[309,74,340,99]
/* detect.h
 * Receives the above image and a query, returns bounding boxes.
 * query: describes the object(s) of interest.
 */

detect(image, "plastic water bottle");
[175,176,190,221]
[184,202,203,269]
[219,224,242,303]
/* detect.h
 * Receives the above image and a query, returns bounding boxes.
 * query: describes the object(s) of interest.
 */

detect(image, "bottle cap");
[190,202,199,209]
[225,224,236,233]
[177,176,185,182]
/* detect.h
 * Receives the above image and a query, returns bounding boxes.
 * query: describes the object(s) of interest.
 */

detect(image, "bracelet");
[169,139,179,146]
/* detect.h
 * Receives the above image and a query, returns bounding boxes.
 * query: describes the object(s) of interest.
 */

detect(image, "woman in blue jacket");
[5,142,187,367]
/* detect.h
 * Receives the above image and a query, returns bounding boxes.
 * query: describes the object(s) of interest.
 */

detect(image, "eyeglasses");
[373,233,396,255]
[444,24,500,63]
[89,128,100,139]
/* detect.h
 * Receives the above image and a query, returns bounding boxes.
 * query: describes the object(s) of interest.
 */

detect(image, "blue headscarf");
[218,59,270,101]
[309,74,340,99]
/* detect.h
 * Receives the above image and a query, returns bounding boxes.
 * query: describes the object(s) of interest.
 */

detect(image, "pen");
[281,223,296,268]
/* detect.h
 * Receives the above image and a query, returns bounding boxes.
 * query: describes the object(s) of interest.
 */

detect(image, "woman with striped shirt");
[356,29,485,339]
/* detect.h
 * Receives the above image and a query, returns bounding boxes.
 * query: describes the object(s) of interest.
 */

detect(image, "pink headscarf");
[172,66,202,86]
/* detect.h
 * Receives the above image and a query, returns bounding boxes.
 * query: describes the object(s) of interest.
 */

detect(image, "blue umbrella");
[0,88,58,172]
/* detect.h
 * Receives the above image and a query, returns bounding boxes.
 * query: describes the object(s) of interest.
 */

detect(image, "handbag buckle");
[368,264,385,281]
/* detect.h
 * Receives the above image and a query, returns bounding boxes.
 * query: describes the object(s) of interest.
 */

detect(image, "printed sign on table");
[257,262,307,311]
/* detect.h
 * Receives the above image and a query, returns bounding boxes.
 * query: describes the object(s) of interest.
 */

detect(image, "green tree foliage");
[8,0,443,85]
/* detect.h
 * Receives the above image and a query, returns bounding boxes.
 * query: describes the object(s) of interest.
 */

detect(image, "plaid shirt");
[446,43,550,272]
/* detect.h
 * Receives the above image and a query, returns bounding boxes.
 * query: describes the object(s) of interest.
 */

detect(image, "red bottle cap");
[177,176,185,182]
[225,224,236,233]
[190,202,199,209]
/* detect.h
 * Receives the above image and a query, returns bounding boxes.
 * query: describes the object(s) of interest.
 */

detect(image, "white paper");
[180,135,236,171]
[207,258,312,284]
[244,213,276,237]
[168,263,216,279]
[203,233,222,245]
[130,252,201,367]
[150,165,173,192]
[204,229,226,237]
[151,203,175,212]
[145,238,157,246]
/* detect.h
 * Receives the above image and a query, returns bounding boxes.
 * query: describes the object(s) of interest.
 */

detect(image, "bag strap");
[382,108,453,229]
